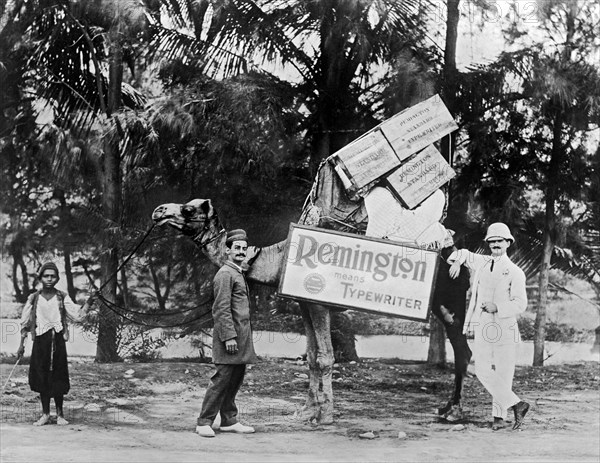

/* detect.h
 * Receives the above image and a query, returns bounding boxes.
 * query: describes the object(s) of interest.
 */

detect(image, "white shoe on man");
[212,413,221,431]
[196,425,216,438]
[219,422,255,434]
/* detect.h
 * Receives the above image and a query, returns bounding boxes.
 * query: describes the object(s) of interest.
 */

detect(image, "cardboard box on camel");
[290,95,458,318]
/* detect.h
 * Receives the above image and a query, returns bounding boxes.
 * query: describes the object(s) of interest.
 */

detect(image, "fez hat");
[484,222,515,243]
[226,229,248,245]
[38,261,60,280]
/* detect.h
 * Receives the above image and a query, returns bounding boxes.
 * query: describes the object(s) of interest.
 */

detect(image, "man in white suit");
[447,223,530,430]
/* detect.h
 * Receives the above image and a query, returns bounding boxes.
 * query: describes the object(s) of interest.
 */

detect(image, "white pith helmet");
[484,222,515,243]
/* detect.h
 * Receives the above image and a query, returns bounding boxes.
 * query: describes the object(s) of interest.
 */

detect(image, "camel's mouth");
[153,217,171,227]
[152,205,182,228]
[152,213,184,231]
[157,218,184,231]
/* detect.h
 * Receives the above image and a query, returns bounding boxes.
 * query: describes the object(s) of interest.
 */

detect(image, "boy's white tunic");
[448,250,528,419]
[20,293,80,337]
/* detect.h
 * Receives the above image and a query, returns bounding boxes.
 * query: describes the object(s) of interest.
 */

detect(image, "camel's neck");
[198,231,229,267]
[245,240,287,286]
[194,219,286,287]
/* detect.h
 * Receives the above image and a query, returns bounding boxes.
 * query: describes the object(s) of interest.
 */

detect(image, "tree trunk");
[19,252,29,297]
[427,316,447,366]
[96,248,120,362]
[534,230,552,366]
[428,0,461,366]
[63,248,77,302]
[95,136,121,362]
[95,31,123,363]
[120,266,129,309]
[331,312,359,363]
[11,249,28,302]
[533,107,562,366]
[58,190,77,301]
[150,264,167,311]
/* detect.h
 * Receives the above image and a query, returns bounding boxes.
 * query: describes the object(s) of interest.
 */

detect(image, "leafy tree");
[450,0,600,365]
[523,0,600,366]
[8,0,147,361]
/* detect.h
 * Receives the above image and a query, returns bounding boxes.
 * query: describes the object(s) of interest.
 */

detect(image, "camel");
[153,198,338,423]
[152,197,471,424]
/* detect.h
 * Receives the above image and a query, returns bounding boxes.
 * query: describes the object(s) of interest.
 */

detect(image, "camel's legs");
[450,329,471,405]
[439,322,472,420]
[308,304,335,424]
[296,303,320,422]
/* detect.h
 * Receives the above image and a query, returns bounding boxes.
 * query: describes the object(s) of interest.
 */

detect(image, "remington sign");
[279,224,439,321]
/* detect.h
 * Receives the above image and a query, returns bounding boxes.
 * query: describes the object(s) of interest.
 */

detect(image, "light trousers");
[473,316,520,420]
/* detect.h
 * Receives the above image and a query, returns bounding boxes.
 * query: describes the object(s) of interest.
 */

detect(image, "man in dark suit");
[196,229,258,437]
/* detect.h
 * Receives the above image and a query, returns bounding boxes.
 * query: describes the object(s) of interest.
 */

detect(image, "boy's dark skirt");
[29,330,70,396]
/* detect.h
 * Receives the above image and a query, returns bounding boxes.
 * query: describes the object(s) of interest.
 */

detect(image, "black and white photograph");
[1,1,599,461]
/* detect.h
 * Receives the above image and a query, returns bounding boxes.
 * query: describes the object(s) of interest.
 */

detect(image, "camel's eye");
[181,205,196,218]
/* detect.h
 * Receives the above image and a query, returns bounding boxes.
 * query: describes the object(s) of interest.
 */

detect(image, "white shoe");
[219,422,255,434]
[33,414,50,426]
[196,425,216,437]
[212,414,221,431]
[57,416,69,426]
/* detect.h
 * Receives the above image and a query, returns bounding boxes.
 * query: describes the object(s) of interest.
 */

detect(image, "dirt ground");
[1,357,599,463]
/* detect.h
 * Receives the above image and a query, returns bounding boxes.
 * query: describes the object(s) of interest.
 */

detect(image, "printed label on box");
[386,145,456,209]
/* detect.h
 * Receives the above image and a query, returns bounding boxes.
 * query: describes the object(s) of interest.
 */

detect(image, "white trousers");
[473,318,520,420]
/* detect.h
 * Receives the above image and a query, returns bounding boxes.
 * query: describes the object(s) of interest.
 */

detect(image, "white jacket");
[447,250,528,339]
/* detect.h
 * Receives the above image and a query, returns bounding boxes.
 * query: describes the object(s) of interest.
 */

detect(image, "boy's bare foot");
[33,414,50,426]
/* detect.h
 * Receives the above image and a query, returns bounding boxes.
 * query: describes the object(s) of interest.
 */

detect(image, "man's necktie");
[490,260,494,272]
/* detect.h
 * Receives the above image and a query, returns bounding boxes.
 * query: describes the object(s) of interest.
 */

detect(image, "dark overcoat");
[211,262,257,364]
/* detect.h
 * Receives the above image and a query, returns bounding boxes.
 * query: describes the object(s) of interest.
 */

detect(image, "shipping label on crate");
[380,95,458,161]
[386,145,456,209]
[330,129,399,191]
[278,224,439,321]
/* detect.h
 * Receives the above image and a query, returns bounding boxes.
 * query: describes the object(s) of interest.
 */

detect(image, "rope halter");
[192,225,226,249]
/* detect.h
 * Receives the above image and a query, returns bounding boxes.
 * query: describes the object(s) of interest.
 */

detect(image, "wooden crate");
[328,95,457,197]
[385,145,456,209]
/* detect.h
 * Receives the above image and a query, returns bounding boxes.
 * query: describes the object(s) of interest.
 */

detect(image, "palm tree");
[149,0,437,174]
[449,0,600,365]
[18,0,147,361]
[527,0,600,365]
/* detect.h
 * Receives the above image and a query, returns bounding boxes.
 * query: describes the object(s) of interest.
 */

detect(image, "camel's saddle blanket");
[329,94,458,198]
[279,224,439,320]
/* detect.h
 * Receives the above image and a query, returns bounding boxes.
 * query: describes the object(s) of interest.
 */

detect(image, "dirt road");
[1,359,598,462]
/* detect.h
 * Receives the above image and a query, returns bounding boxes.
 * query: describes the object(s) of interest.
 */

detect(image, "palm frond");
[149,0,432,83]
[468,226,600,290]
[511,232,600,287]
[26,4,146,133]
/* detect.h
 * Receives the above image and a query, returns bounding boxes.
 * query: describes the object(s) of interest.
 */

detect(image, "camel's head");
[152,199,217,238]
